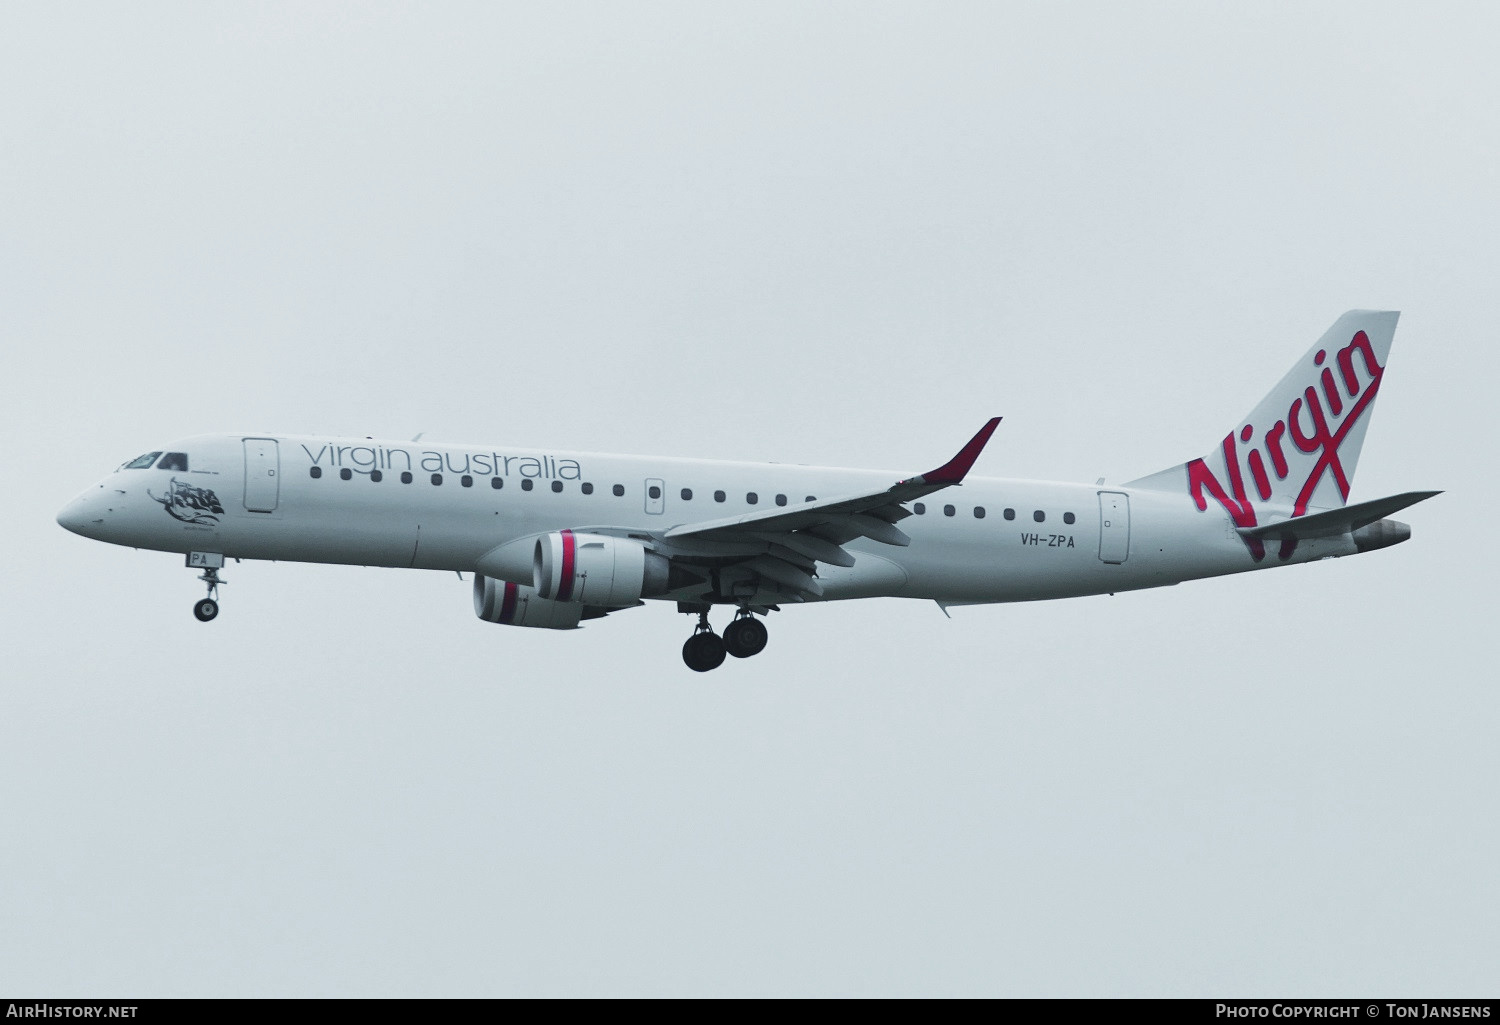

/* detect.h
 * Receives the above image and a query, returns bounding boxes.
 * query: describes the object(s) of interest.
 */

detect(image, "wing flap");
[744,555,824,596]
[752,531,857,567]
[822,513,911,547]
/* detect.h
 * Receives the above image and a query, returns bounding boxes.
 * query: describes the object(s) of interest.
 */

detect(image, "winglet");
[914,417,1001,485]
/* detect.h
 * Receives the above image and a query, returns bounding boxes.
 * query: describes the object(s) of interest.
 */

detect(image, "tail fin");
[1128,310,1400,525]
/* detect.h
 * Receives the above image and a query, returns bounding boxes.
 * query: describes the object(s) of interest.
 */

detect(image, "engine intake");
[533,530,670,605]
[473,573,584,630]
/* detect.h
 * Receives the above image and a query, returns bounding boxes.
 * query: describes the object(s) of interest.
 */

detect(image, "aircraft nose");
[56,497,89,534]
[57,489,108,537]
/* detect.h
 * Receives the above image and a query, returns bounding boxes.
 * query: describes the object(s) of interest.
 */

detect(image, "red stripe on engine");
[556,529,576,602]
[499,581,518,624]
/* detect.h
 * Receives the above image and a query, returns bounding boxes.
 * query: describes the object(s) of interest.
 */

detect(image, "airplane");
[57,310,1437,672]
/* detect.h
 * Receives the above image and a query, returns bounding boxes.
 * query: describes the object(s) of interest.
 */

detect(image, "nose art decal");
[148,477,226,525]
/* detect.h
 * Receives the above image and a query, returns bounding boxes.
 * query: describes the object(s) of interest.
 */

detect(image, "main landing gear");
[724,611,768,659]
[193,566,224,622]
[681,608,770,672]
[682,613,725,673]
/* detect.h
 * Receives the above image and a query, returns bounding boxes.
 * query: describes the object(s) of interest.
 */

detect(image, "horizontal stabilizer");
[1237,491,1440,541]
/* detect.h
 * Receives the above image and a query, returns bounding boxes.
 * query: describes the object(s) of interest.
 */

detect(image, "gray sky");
[2,2,1495,996]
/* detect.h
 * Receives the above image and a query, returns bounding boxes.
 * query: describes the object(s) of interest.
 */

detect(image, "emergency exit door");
[243,438,280,513]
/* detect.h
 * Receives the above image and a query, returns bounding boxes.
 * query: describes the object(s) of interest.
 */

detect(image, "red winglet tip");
[921,417,1001,484]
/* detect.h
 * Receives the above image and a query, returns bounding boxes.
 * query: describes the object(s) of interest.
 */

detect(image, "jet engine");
[533,530,670,605]
[473,573,584,630]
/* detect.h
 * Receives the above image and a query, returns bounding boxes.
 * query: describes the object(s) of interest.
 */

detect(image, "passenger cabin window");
[157,452,188,471]
[522,479,534,491]
[371,470,383,482]
[580,482,592,495]
[914,502,926,515]
[1004,508,1015,520]
[1064,512,1076,524]
[1033,510,1045,523]
[775,494,787,507]
[552,481,564,493]
[123,452,162,470]
[340,468,352,480]
[974,507,986,519]
[309,466,323,479]
[648,485,662,500]
[714,490,726,503]
[613,484,625,497]
[944,504,955,517]
[401,472,413,484]
[681,488,693,500]
[462,475,474,488]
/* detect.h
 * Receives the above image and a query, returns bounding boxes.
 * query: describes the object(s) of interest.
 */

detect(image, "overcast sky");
[2,2,1496,997]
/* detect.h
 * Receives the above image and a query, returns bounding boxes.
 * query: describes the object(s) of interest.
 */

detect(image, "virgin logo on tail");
[1187,330,1384,561]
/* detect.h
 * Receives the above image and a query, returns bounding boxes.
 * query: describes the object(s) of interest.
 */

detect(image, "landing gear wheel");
[192,564,226,621]
[682,631,727,672]
[723,615,768,658]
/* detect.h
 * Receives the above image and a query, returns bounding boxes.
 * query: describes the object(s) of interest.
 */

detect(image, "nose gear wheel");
[193,566,225,622]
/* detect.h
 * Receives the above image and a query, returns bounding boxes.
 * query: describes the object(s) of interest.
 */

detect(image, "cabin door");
[1098,491,1130,564]
[243,438,280,513]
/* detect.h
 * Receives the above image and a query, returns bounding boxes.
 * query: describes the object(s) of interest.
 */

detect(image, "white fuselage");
[57,432,1354,606]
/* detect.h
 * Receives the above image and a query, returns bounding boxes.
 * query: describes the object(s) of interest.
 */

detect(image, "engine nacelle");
[473,573,583,630]
[533,530,670,605]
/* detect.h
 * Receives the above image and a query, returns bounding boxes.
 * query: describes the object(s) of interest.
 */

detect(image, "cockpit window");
[157,452,188,471]
[122,452,162,470]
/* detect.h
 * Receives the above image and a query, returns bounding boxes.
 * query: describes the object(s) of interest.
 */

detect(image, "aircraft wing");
[653,418,1001,598]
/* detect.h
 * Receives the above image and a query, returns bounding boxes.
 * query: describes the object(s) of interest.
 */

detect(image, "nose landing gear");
[189,554,226,622]
[680,607,770,671]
